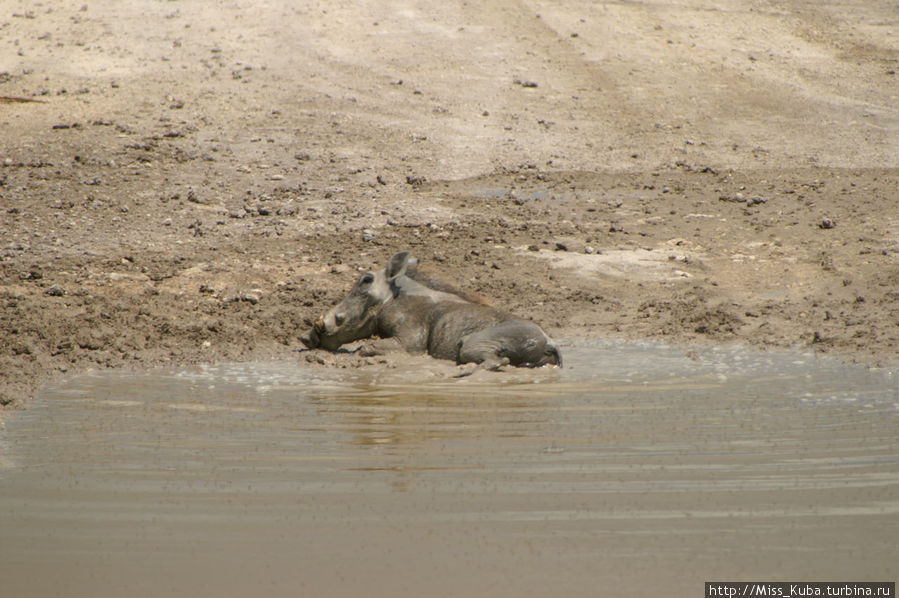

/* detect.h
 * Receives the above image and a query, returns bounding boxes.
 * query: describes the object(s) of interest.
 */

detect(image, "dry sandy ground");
[1,0,897,407]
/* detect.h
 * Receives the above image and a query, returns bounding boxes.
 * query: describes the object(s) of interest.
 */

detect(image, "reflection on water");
[1,341,897,597]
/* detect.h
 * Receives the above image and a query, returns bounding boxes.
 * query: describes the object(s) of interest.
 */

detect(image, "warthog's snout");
[300,317,326,349]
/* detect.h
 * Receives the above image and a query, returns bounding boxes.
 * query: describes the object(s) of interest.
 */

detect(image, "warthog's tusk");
[313,317,325,334]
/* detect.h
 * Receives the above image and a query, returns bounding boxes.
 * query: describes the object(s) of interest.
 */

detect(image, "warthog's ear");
[386,251,418,280]
[405,256,419,277]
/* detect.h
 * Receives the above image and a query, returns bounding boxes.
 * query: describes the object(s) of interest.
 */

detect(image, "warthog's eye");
[361,272,375,284]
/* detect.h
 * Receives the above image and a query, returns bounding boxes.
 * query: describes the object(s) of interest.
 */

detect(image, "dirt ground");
[2,0,897,408]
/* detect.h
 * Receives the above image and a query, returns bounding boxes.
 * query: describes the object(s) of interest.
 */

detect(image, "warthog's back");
[380,296,562,368]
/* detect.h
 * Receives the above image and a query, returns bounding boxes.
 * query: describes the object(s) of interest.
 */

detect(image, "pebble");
[241,291,261,305]
[720,193,766,206]
[554,237,587,253]
[305,353,325,365]
[45,284,66,296]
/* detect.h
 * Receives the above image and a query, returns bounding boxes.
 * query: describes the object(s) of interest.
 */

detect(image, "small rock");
[555,237,587,253]
[45,284,66,296]
[21,267,42,280]
[187,220,204,236]
[77,335,102,351]
[241,291,261,305]
[719,194,765,206]
[11,343,32,356]
[361,228,377,242]
[305,352,325,365]
[818,218,836,230]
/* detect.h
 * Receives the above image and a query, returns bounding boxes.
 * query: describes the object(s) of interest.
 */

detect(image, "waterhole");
[1,341,897,597]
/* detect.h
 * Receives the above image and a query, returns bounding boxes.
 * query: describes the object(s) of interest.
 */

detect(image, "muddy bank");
[2,1,897,407]
[3,166,897,407]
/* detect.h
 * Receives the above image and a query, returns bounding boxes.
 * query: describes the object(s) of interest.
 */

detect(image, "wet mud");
[2,1,898,407]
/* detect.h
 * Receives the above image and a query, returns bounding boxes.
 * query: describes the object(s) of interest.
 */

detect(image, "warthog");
[300,251,562,370]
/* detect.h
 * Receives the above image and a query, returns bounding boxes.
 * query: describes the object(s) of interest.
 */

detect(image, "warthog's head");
[301,251,416,351]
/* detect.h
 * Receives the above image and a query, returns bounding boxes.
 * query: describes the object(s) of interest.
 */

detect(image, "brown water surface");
[1,342,897,597]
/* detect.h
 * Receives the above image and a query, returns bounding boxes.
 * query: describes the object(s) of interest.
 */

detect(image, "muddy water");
[1,342,897,598]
